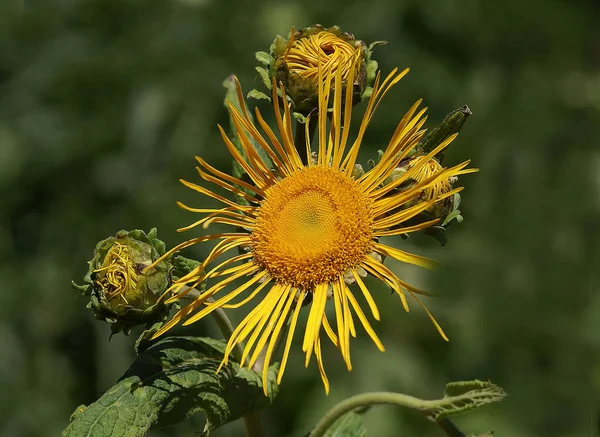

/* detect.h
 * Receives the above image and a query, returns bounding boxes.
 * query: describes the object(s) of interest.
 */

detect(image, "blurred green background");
[1,0,599,436]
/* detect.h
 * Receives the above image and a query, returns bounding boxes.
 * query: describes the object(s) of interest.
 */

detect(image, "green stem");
[241,305,296,437]
[243,412,264,437]
[436,418,467,437]
[182,288,261,437]
[308,392,467,437]
[179,289,244,363]
[309,392,427,437]
[294,119,317,165]
[206,298,244,363]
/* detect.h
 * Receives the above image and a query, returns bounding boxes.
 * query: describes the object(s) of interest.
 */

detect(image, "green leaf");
[172,255,202,278]
[247,89,271,102]
[430,380,507,420]
[322,408,368,437]
[255,66,272,89]
[63,337,278,437]
[255,51,272,66]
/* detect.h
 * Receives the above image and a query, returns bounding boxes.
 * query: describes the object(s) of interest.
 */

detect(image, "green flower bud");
[72,228,172,335]
[252,24,386,115]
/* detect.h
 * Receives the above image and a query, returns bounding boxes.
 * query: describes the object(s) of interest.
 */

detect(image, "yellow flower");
[284,30,359,84]
[148,63,476,394]
[270,25,368,113]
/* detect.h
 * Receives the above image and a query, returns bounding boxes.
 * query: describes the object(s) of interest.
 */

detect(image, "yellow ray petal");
[248,284,293,369]
[221,276,272,309]
[361,256,409,312]
[261,286,296,395]
[195,156,266,197]
[372,242,436,270]
[345,285,385,352]
[302,283,328,367]
[181,271,268,326]
[277,292,304,384]
[351,270,381,320]
[314,336,330,395]
[322,312,339,347]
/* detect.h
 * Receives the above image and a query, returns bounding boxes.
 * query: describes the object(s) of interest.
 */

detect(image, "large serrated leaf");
[63,337,278,437]
[431,380,506,420]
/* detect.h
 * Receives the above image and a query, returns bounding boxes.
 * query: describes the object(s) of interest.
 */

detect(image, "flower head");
[259,25,379,114]
[148,63,476,394]
[73,229,172,335]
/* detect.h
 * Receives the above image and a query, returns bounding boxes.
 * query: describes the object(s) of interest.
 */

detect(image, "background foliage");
[1,0,599,436]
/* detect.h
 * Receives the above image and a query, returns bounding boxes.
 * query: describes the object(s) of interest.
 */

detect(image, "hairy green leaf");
[63,337,278,437]
[430,380,507,420]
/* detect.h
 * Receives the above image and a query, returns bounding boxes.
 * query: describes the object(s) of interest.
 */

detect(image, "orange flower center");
[251,166,373,290]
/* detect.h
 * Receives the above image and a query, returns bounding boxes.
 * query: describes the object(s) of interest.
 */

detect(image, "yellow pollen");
[251,166,373,290]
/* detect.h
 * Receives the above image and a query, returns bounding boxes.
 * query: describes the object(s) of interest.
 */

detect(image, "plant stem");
[243,412,264,437]
[308,392,469,437]
[436,418,467,437]
[206,298,244,363]
[309,392,428,437]
[294,119,317,165]
[180,289,244,363]
[182,288,261,437]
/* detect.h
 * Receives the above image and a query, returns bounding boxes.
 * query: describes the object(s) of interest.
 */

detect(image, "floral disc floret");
[252,166,373,290]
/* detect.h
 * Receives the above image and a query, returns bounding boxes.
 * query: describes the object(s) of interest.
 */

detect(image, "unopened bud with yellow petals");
[252,24,385,115]
[72,228,172,335]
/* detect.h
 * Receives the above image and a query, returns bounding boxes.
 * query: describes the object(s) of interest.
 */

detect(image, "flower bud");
[405,155,455,220]
[72,228,172,335]
[253,25,385,115]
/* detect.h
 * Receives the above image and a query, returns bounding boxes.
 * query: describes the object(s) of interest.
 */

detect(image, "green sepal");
[255,66,272,89]
[417,105,472,161]
[293,112,307,123]
[247,89,271,102]
[366,59,379,84]
[367,40,388,58]
[425,225,448,246]
[255,50,272,66]
[62,337,279,437]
